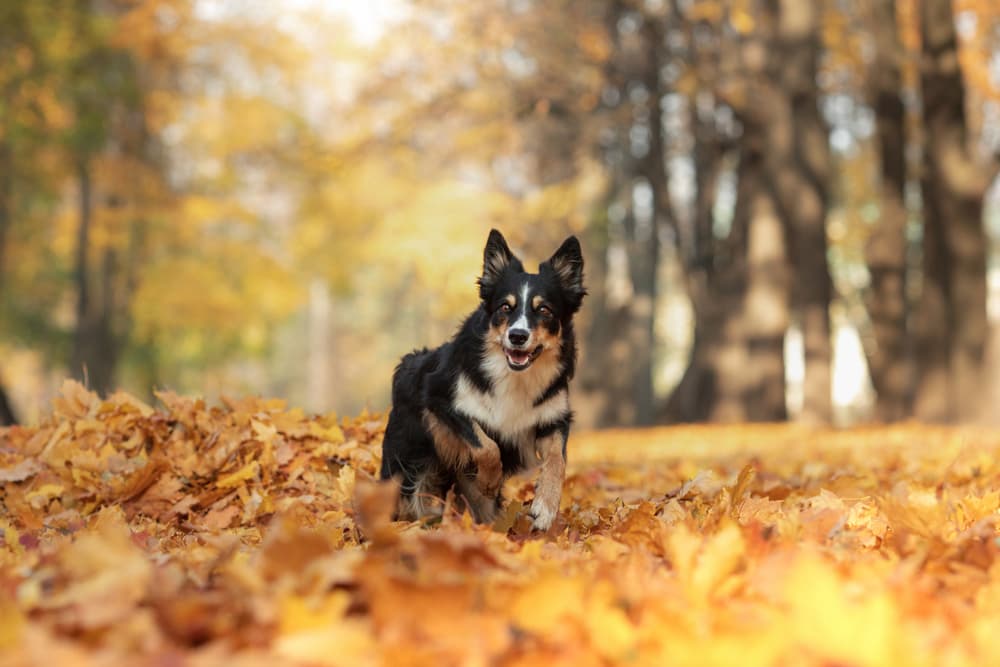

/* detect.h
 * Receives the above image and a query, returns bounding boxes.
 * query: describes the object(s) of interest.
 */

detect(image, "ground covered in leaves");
[4,383,1000,666]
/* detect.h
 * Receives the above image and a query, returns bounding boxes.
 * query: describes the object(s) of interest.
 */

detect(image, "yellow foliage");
[131,243,303,354]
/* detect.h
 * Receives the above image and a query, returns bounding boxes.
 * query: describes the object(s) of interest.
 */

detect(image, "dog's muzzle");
[504,344,543,370]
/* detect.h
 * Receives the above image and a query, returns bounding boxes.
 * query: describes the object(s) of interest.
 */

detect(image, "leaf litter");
[3,382,1000,665]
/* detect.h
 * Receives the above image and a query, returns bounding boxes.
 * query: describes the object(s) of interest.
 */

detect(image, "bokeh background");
[1,0,999,428]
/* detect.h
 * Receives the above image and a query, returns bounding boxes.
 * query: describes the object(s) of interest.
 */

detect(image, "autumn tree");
[0,1,61,422]
[64,5,144,395]
[910,0,995,421]
[662,0,833,423]
[862,0,912,422]
[574,1,673,426]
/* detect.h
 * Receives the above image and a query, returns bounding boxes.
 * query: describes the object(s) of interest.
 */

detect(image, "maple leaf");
[5,384,1000,666]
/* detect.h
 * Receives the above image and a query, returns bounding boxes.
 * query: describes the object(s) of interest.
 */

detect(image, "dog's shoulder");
[391,345,446,403]
[391,323,475,405]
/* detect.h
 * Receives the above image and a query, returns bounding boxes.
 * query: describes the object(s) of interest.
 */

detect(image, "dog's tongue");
[507,349,531,365]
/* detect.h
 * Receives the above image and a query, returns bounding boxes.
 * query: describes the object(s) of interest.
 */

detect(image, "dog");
[379,229,585,531]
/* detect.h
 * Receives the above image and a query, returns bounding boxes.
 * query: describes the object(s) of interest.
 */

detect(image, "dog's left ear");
[479,229,519,300]
[546,236,586,312]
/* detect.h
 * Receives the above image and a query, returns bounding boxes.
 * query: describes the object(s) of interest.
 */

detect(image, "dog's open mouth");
[504,345,543,370]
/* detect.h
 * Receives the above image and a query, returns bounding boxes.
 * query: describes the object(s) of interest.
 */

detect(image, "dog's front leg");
[455,468,500,523]
[423,408,503,512]
[529,424,569,531]
[469,421,502,498]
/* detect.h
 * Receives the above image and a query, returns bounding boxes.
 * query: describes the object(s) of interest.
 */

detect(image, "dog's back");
[380,347,441,483]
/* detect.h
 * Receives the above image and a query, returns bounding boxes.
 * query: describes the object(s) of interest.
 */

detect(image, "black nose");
[508,328,529,346]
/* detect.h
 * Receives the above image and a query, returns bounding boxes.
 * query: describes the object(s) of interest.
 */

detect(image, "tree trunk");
[912,0,992,421]
[70,159,119,395]
[625,16,668,426]
[865,121,910,420]
[623,206,659,426]
[739,129,790,421]
[576,207,634,428]
[864,0,911,422]
[765,0,833,423]
[0,384,16,426]
[666,235,749,422]
[0,140,17,425]
[580,3,667,427]
[662,109,745,423]
[0,140,10,281]
[666,129,787,423]
[90,247,119,395]
[71,159,93,385]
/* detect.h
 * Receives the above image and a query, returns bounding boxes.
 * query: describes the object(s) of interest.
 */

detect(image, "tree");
[62,1,147,395]
[665,0,829,423]
[863,0,912,422]
[586,2,671,426]
[911,0,994,421]
[764,1,833,423]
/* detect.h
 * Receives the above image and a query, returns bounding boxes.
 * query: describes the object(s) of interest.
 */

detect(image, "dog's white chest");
[453,372,567,439]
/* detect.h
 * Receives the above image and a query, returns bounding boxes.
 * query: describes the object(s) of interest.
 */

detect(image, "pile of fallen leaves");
[5,382,1000,666]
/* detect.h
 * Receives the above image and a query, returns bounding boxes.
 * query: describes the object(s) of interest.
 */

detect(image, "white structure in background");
[784,317,874,426]
[830,324,874,424]
[784,325,804,417]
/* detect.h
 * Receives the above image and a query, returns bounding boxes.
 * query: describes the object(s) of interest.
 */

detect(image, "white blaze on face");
[507,284,531,347]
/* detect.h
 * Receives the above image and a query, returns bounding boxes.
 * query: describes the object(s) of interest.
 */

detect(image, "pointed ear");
[478,229,518,300]
[546,235,586,312]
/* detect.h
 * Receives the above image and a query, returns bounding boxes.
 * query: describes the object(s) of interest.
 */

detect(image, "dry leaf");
[4,384,1000,666]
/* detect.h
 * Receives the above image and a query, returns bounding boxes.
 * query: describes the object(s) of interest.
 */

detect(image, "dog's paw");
[476,470,502,499]
[474,450,502,496]
[528,498,558,532]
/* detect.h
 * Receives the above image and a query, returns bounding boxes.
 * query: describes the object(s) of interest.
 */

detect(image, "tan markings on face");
[525,339,560,378]
[530,297,560,350]
[490,298,516,346]
[489,322,506,347]
[486,317,561,371]
[533,320,561,351]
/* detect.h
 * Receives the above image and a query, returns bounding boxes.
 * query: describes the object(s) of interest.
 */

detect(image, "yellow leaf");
[25,483,64,507]
[783,555,901,667]
[0,598,24,650]
[216,461,260,489]
[310,422,345,444]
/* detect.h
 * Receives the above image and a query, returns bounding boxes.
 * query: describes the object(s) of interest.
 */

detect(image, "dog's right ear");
[478,229,517,300]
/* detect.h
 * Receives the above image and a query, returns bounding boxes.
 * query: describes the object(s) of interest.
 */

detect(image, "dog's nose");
[508,328,529,347]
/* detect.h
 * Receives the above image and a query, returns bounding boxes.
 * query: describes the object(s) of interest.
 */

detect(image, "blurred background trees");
[1,0,999,428]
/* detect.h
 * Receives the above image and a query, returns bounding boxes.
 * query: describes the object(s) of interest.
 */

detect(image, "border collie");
[379,229,585,531]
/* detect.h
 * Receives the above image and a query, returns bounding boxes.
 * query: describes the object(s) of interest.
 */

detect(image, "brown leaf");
[353,477,399,547]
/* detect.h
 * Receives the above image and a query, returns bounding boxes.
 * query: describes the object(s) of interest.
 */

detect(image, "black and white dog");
[379,229,585,531]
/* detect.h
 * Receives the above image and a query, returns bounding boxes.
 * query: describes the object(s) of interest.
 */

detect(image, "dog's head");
[477,229,585,372]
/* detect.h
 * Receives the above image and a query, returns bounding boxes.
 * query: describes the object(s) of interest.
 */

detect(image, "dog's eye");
[538,305,552,317]
[499,303,512,313]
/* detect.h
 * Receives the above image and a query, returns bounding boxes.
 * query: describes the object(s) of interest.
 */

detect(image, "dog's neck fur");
[451,323,569,443]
